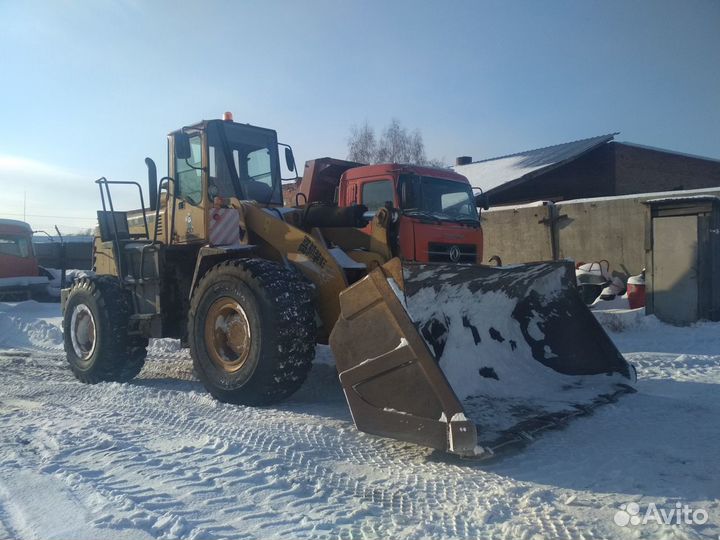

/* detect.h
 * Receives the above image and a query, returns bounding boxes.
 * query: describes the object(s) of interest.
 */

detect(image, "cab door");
[169,132,207,244]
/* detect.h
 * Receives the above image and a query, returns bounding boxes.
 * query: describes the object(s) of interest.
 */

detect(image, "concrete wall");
[480,203,554,264]
[555,197,647,276]
[481,187,720,278]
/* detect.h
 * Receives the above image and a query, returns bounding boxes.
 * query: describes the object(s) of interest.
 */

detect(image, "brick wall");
[613,142,720,195]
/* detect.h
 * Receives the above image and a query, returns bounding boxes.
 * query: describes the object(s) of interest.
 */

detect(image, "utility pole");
[23,191,26,221]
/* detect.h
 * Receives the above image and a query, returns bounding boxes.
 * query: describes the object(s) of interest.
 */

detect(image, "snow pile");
[148,338,183,355]
[593,307,645,332]
[590,293,630,311]
[0,301,63,349]
[604,314,720,356]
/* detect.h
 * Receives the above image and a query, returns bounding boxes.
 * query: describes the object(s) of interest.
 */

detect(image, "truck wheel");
[188,258,316,405]
[63,276,148,383]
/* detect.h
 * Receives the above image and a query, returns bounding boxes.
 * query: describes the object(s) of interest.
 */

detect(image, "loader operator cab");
[164,115,297,244]
[171,118,289,207]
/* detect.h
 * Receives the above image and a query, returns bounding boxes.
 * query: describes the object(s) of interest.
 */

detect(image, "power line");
[0,211,97,221]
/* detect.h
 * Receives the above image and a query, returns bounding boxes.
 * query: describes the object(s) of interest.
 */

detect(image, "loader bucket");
[329,258,636,458]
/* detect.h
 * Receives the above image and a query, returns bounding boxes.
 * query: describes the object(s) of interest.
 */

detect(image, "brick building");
[453,134,720,206]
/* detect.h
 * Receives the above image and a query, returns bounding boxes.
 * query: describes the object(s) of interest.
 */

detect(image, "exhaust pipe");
[145,157,158,211]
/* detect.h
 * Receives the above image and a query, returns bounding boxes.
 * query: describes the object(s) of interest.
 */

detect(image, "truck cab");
[0,219,48,299]
[299,159,483,264]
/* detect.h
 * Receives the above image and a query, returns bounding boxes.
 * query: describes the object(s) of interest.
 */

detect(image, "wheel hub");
[205,297,252,372]
[70,304,97,360]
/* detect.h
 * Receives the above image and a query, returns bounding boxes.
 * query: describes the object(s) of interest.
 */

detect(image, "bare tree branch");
[347,122,377,164]
[347,119,445,167]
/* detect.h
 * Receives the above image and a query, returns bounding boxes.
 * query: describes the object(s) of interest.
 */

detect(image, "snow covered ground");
[0,301,718,539]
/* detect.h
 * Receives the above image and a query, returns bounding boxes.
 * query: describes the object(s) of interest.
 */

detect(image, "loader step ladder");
[95,177,162,321]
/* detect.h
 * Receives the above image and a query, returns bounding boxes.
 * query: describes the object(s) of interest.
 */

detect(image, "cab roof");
[344,163,469,183]
[0,219,33,233]
[169,119,278,138]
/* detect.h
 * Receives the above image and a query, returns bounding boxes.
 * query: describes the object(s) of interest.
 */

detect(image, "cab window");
[0,235,31,258]
[176,135,203,205]
[441,192,475,215]
[361,180,394,211]
[235,147,273,202]
[247,148,272,186]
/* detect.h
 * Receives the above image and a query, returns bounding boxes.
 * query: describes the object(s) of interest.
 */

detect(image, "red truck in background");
[0,219,49,300]
[297,158,487,264]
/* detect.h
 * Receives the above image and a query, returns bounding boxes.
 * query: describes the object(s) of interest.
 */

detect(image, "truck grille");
[427,243,476,263]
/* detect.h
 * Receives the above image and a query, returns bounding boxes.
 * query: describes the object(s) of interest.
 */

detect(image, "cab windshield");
[0,235,32,258]
[399,174,479,221]
[207,122,283,205]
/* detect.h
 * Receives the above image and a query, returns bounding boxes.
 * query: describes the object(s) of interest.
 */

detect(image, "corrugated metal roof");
[453,133,617,193]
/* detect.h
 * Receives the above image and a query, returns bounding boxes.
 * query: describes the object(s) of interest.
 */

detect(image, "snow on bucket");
[401,261,636,444]
[332,259,636,456]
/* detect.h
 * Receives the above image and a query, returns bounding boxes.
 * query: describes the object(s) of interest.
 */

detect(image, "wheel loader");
[61,114,636,458]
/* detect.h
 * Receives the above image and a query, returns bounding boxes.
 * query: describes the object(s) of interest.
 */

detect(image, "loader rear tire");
[63,276,148,383]
[188,258,316,405]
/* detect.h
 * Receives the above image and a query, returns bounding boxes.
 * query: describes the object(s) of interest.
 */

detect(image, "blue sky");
[1,0,719,232]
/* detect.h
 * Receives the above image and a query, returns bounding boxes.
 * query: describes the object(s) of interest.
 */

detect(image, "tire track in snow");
[0,349,612,540]
[29,387,472,538]
[0,483,22,540]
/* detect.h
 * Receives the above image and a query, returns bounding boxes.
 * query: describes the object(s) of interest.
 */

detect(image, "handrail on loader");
[94,177,152,283]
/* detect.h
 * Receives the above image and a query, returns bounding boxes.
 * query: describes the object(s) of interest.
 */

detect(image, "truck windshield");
[0,235,31,258]
[400,174,478,221]
[207,122,283,205]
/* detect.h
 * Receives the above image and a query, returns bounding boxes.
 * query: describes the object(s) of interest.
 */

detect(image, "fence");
[33,237,94,270]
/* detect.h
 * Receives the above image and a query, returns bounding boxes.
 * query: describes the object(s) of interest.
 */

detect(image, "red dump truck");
[297,158,488,264]
[0,219,49,300]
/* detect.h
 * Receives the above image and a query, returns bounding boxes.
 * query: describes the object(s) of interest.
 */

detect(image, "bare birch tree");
[347,119,445,167]
[347,122,377,164]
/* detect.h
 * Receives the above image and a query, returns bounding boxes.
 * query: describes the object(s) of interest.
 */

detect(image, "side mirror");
[384,201,400,224]
[285,147,296,173]
[477,192,490,211]
[174,133,192,160]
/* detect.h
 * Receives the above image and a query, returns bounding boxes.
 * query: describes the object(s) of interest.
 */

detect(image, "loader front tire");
[63,276,148,383]
[189,258,316,405]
